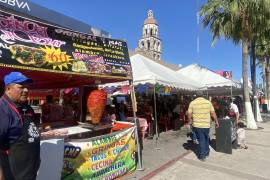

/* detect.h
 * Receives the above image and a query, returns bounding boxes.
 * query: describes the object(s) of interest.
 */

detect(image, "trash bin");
[173,118,181,130]
[215,118,237,154]
[262,104,268,113]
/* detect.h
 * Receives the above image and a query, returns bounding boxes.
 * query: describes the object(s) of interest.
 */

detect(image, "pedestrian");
[229,98,240,123]
[0,72,40,180]
[187,91,219,161]
[228,98,240,148]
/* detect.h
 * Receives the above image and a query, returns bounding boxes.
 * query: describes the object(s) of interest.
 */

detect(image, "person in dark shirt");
[118,100,127,121]
[0,72,40,180]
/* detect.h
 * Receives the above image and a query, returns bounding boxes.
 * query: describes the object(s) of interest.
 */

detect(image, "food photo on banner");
[61,126,136,180]
[0,10,132,78]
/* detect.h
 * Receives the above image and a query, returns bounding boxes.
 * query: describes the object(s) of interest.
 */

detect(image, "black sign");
[0,10,132,79]
[0,0,109,36]
[0,0,31,13]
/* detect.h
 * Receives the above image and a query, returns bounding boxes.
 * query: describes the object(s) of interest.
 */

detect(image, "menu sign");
[62,127,136,180]
[0,10,132,79]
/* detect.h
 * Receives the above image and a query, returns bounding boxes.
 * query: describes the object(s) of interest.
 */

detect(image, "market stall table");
[0,9,135,180]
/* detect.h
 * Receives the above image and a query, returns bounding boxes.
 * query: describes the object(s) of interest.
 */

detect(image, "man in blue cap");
[0,72,40,180]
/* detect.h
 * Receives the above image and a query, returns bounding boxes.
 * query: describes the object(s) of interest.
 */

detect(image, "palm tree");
[200,0,270,129]
[249,10,270,121]
[256,36,270,111]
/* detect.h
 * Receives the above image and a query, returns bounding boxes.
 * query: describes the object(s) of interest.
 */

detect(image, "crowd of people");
[122,92,249,162]
[187,92,249,161]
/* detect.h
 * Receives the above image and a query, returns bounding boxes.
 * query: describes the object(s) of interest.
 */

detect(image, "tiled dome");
[144,18,158,25]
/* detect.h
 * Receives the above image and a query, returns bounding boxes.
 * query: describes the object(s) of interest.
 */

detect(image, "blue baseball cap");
[4,72,33,86]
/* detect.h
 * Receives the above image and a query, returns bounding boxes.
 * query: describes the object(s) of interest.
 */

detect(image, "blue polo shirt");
[0,94,23,150]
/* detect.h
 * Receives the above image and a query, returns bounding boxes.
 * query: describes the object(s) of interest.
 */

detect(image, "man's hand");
[186,120,192,125]
[211,111,219,128]
[187,112,192,125]
[215,120,220,128]
[184,123,191,131]
[236,113,240,124]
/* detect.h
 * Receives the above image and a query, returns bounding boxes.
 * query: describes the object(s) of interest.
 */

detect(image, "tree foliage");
[200,0,270,45]
[200,0,270,128]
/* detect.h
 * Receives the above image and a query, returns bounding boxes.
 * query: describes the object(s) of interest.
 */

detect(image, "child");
[237,122,248,149]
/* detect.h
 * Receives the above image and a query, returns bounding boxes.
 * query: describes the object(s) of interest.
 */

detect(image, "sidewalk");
[145,121,270,180]
[123,123,216,180]
[123,128,190,179]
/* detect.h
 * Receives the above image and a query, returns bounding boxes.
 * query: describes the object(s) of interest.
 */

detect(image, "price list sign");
[0,10,132,79]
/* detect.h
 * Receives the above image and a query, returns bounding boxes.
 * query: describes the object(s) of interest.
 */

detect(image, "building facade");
[0,0,110,37]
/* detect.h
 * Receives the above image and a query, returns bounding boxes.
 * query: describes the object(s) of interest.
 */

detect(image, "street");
[124,117,270,180]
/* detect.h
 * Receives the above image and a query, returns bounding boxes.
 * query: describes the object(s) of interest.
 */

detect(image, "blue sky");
[30,0,259,81]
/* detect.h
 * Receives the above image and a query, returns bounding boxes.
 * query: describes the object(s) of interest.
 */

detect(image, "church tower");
[137,10,162,61]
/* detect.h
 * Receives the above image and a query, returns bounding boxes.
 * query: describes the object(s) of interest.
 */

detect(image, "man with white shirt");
[230,98,240,123]
[229,98,240,149]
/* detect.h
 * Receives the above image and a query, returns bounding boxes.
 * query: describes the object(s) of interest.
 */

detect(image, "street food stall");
[0,9,137,179]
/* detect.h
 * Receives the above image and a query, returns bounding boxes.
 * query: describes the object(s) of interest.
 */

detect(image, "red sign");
[215,70,232,79]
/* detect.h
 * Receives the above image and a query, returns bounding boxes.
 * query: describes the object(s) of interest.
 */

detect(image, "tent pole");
[130,82,144,171]
[231,84,233,99]
[153,84,160,150]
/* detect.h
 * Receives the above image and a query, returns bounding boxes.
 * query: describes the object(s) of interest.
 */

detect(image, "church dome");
[144,10,158,25]
[144,18,158,25]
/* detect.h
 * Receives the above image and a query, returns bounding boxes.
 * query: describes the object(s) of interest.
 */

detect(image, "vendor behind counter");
[41,94,77,125]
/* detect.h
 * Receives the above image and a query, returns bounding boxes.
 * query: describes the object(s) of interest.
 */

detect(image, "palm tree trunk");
[242,39,257,129]
[266,57,270,111]
[250,41,262,122]
[256,98,263,122]
[262,60,267,109]
[250,41,257,120]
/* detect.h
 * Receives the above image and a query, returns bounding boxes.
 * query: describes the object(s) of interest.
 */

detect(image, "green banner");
[61,127,136,180]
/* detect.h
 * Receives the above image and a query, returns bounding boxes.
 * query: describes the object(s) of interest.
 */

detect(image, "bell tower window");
[141,41,144,48]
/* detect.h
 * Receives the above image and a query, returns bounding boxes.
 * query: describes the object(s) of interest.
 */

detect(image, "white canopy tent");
[101,54,203,90]
[130,54,202,90]
[177,64,242,96]
[129,54,204,141]
[101,54,203,141]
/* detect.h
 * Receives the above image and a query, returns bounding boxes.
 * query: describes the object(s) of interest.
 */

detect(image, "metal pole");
[231,84,233,99]
[134,115,144,171]
[130,83,144,171]
[153,84,160,150]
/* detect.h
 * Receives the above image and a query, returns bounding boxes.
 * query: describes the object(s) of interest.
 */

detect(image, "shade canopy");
[177,64,241,88]
[130,54,202,90]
